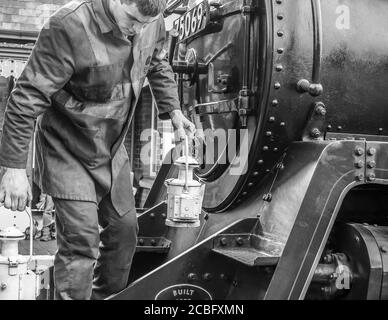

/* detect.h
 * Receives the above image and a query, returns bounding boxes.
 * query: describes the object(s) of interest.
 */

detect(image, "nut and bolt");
[367,174,376,182]
[354,160,363,169]
[367,160,376,169]
[355,147,364,156]
[315,104,327,116]
[310,128,321,139]
[368,148,376,156]
[355,174,364,182]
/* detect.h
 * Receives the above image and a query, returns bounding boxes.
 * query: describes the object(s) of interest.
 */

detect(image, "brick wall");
[0,0,69,32]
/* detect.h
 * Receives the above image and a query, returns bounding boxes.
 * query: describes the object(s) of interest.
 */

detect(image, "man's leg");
[91,195,138,300]
[53,198,100,300]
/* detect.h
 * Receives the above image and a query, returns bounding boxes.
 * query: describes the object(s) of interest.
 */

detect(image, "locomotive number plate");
[173,0,210,42]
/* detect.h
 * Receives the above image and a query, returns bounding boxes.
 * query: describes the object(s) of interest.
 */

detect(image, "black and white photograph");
[0,0,387,308]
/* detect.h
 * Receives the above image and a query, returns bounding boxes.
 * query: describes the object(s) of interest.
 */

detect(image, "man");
[0,0,195,299]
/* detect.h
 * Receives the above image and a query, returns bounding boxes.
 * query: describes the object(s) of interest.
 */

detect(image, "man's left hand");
[169,109,196,141]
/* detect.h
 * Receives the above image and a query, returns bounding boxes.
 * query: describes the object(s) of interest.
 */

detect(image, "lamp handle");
[184,136,189,192]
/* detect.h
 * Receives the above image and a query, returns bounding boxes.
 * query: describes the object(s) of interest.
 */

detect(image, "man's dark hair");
[121,0,167,17]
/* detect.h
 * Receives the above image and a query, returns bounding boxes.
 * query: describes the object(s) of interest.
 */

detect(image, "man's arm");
[0,16,75,211]
[147,16,195,140]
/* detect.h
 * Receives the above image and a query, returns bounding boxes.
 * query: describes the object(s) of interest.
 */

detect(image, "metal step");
[136,236,171,254]
[211,233,282,267]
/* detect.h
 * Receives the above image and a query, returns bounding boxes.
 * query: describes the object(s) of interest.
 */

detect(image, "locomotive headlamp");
[165,138,204,228]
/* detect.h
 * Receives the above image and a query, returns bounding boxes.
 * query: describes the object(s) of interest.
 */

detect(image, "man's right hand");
[0,167,32,212]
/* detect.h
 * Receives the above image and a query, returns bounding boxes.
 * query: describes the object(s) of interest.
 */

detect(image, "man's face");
[109,1,160,36]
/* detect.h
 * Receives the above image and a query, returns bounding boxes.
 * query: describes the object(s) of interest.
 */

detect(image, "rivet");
[266,131,272,137]
[236,237,244,246]
[203,273,212,281]
[269,116,276,123]
[0,283,6,290]
[337,126,342,131]
[138,238,144,246]
[355,147,364,156]
[277,30,284,37]
[220,274,227,280]
[277,48,284,54]
[220,237,227,246]
[253,171,259,176]
[354,160,363,169]
[242,192,247,196]
[274,82,281,89]
[378,128,383,134]
[273,147,279,152]
[272,99,279,106]
[266,169,271,173]
[276,0,282,4]
[263,146,269,151]
[150,213,155,219]
[248,182,254,187]
[151,239,157,246]
[280,122,285,127]
[368,148,376,156]
[277,14,284,20]
[188,273,198,281]
[327,125,332,131]
[258,160,264,165]
[162,213,167,219]
[367,160,376,169]
[275,64,283,72]
[380,246,388,253]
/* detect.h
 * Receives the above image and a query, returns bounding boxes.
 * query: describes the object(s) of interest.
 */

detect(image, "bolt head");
[368,148,376,156]
[355,148,364,156]
[367,160,376,169]
[354,161,363,169]
[310,128,321,138]
[355,174,364,182]
[315,105,327,116]
[367,174,376,182]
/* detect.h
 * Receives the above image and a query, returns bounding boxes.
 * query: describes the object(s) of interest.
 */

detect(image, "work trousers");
[52,195,138,300]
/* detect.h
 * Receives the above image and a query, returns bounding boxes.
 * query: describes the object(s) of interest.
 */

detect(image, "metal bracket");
[302,102,327,141]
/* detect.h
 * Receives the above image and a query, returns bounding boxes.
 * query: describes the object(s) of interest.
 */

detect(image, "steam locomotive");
[111,0,388,300]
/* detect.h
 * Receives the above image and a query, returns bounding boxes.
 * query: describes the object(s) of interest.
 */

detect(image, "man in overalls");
[0,0,195,299]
